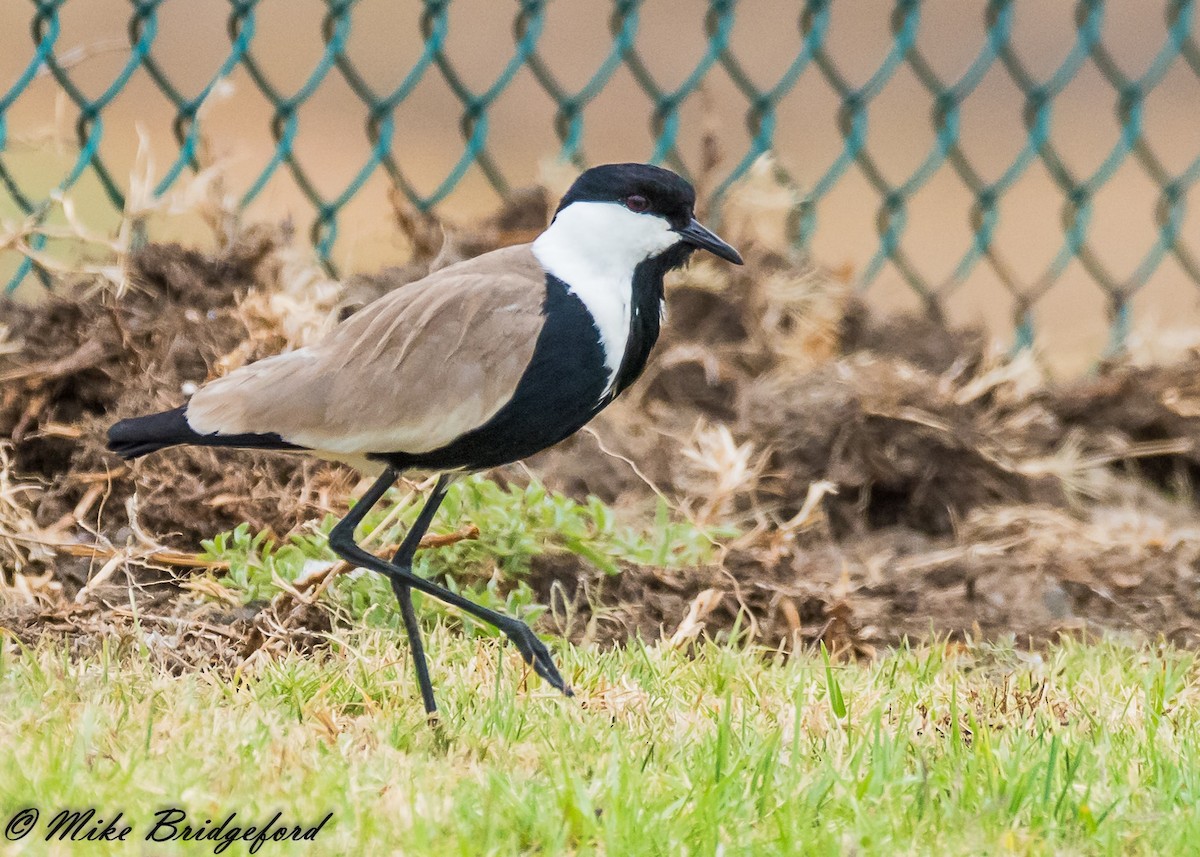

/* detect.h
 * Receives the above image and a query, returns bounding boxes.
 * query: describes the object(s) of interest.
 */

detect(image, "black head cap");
[554,163,743,265]
[555,163,696,228]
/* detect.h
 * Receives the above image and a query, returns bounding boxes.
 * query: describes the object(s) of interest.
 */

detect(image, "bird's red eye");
[624,194,649,213]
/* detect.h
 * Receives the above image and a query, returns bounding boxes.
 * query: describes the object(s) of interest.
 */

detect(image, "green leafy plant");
[201,475,732,630]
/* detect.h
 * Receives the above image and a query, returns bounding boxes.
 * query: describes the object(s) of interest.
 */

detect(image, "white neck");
[532,201,678,389]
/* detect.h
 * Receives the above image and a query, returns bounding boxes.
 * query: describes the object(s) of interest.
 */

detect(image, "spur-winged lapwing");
[108,163,742,715]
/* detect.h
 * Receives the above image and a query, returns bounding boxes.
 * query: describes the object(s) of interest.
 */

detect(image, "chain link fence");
[1,0,1198,357]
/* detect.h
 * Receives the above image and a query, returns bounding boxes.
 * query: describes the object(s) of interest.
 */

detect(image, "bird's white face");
[532,200,682,281]
[532,200,682,390]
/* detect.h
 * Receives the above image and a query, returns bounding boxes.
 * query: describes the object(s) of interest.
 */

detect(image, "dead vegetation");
[4,156,1200,665]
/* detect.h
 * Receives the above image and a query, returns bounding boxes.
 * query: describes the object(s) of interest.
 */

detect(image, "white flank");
[532,201,679,390]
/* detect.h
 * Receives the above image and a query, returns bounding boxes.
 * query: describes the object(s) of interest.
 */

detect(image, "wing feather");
[186,245,547,457]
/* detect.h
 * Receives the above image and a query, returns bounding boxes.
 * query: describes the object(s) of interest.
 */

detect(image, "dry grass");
[4,151,1200,659]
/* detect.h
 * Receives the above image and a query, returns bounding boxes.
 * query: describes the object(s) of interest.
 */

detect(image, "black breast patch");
[375,275,613,472]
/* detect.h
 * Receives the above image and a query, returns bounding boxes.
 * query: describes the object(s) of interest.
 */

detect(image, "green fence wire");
[2,0,1199,353]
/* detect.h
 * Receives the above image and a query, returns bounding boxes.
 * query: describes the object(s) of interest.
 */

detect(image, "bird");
[107,163,743,716]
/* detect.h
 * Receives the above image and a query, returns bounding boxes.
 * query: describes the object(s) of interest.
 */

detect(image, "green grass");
[2,477,1197,854]
[201,474,731,632]
[1,631,1199,855]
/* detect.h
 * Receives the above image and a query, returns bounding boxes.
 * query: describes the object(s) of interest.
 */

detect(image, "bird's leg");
[387,474,455,717]
[328,469,573,707]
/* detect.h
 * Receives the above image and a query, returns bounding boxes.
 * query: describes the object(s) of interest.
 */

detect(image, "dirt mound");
[0,233,362,552]
[4,172,1200,660]
[524,222,1200,653]
[1050,357,1200,490]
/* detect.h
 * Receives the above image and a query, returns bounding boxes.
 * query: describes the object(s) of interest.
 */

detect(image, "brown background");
[1,0,1198,370]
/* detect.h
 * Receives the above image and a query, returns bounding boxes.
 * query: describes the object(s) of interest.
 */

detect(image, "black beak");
[674,218,743,265]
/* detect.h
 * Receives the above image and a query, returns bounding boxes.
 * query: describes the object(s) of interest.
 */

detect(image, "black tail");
[107,406,301,460]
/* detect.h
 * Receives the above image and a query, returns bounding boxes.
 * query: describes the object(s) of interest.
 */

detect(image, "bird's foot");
[501,620,573,697]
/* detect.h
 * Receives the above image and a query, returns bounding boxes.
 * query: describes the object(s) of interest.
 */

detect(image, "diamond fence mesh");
[1,0,1198,358]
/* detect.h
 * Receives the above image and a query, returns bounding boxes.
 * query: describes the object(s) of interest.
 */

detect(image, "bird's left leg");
[328,469,572,703]
[387,474,455,717]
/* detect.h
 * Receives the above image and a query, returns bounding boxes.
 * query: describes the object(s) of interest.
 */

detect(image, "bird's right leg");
[327,469,572,706]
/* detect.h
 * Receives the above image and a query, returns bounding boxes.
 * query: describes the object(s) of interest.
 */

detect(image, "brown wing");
[186,245,547,456]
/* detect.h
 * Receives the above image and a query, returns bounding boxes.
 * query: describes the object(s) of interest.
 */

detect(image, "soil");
[1,234,361,546]
[5,200,1200,665]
